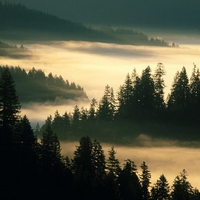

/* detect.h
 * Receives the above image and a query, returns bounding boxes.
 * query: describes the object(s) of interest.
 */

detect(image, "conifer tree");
[119,159,142,200]
[153,63,166,117]
[151,174,170,200]
[189,65,200,123]
[105,147,121,200]
[171,169,194,200]
[0,68,21,199]
[0,68,21,134]
[167,67,190,122]
[117,73,134,118]
[133,66,155,119]
[72,137,96,199]
[88,98,98,121]
[98,85,115,121]
[140,161,151,200]
[107,146,121,178]
[40,124,63,172]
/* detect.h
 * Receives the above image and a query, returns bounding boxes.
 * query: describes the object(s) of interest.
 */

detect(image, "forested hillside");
[0,66,88,103]
[0,69,199,199]
[0,1,172,46]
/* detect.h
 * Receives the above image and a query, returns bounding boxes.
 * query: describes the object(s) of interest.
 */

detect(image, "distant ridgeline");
[0,41,30,59]
[0,2,173,46]
[0,66,88,103]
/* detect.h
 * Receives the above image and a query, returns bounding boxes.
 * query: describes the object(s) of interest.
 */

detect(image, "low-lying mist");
[61,141,200,190]
[1,35,200,191]
[1,40,199,124]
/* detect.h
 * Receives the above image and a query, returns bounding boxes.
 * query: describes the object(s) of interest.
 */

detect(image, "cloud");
[57,41,155,58]
[60,141,200,190]
[0,47,33,59]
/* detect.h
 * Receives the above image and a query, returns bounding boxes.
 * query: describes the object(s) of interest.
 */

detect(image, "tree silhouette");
[140,162,151,200]
[167,67,190,123]
[39,124,65,199]
[151,174,170,200]
[105,147,121,200]
[97,85,115,121]
[117,73,134,119]
[153,63,166,118]
[171,169,194,200]
[189,65,200,123]
[119,159,142,200]
[0,68,21,199]
[88,98,98,121]
[0,68,21,134]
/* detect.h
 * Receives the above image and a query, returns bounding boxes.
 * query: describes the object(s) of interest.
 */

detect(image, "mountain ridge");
[0,1,172,46]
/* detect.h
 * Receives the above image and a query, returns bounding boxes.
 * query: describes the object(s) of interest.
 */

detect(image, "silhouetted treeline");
[99,26,175,46]
[0,68,199,199]
[0,66,88,103]
[0,41,30,59]
[40,63,200,142]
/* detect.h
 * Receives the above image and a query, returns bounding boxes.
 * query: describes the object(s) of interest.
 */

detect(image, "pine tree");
[117,73,134,118]
[92,139,106,180]
[189,65,200,123]
[105,147,121,200]
[133,66,155,119]
[97,85,115,121]
[140,161,151,200]
[72,105,81,127]
[167,67,190,123]
[88,98,97,121]
[39,124,65,199]
[171,169,194,200]
[40,124,63,171]
[0,68,21,134]
[0,68,21,197]
[151,174,170,200]
[107,146,121,178]
[119,159,142,200]
[153,63,166,118]
[72,137,96,199]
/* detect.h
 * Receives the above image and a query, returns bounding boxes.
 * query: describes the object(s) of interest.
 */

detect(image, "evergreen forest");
[38,63,200,143]
[0,66,88,103]
[0,1,173,46]
[0,67,200,199]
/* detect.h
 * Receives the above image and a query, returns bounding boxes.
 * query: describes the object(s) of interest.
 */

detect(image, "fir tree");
[140,162,151,200]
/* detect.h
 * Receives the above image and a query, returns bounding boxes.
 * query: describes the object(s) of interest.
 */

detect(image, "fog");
[1,40,200,125]
[61,141,200,190]
[1,34,200,190]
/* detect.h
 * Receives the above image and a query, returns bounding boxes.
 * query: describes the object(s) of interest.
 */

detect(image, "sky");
[6,0,200,30]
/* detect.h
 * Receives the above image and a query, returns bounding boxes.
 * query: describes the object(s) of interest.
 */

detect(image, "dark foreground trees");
[1,68,200,200]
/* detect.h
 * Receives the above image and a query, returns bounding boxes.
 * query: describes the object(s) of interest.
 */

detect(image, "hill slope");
[0,66,88,104]
[0,2,171,46]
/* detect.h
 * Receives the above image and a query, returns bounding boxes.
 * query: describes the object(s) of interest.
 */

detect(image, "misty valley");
[1,1,200,199]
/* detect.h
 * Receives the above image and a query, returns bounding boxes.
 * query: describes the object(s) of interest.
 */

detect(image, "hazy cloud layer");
[1,41,200,124]
[0,47,32,59]
[55,41,155,58]
[61,141,200,190]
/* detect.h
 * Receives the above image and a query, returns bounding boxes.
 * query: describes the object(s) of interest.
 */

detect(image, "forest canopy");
[0,66,200,199]
[38,63,200,144]
[0,66,88,104]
